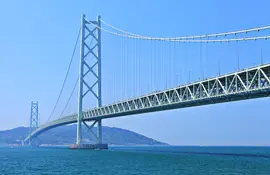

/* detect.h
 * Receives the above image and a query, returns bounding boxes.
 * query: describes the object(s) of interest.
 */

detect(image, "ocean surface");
[0,146,270,175]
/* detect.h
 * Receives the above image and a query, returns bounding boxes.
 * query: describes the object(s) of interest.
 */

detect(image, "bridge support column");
[76,117,82,145]
[29,101,39,145]
[76,13,85,145]
[97,119,102,144]
[70,14,107,149]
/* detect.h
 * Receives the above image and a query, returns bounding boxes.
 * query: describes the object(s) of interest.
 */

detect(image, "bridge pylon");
[28,101,39,145]
[71,14,107,149]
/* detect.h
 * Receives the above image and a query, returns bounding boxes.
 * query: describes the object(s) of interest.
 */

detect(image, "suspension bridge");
[24,14,270,149]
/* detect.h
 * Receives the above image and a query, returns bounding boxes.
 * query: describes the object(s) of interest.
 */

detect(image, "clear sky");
[1,0,270,145]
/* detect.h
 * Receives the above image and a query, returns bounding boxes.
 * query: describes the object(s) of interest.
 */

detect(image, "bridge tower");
[72,14,106,149]
[29,101,39,145]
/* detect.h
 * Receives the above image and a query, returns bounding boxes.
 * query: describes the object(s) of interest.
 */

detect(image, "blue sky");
[1,0,270,145]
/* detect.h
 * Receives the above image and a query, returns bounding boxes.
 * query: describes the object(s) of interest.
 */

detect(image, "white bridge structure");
[24,14,270,148]
[25,64,270,143]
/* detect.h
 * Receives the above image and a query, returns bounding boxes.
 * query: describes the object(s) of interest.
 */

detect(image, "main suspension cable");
[59,76,79,118]
[87,18,270,43]
[47,28,81,122]
[100,19,270,40]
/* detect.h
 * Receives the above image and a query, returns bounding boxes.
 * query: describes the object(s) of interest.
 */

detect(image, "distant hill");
[0,125,168,146]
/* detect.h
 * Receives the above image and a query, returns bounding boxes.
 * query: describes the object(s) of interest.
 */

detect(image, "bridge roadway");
[24,64,270,142]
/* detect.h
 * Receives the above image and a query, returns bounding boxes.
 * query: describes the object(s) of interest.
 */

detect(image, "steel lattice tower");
[29,101,39,144]
[77,14,102,145]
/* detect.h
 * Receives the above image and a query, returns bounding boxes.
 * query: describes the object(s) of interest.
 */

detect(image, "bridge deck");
[25,64,270,142]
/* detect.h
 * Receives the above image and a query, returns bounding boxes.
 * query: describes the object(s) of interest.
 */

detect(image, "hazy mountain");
[0,125,168,146]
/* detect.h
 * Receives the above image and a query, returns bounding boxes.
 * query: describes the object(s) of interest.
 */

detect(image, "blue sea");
[0,146,270,175]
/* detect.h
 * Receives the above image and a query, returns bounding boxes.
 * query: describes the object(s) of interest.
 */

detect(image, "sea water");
[0,146,270,174]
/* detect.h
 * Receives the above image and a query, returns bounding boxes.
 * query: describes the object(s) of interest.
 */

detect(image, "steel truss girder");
[25,64,270,143]
[81,64,270,119]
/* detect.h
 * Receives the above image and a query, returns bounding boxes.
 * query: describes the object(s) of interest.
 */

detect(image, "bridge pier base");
[70,120,107,150]
[69,144,108,150]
